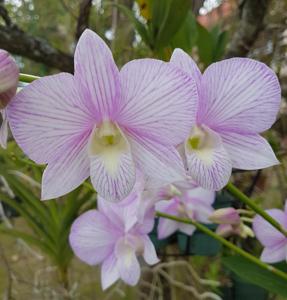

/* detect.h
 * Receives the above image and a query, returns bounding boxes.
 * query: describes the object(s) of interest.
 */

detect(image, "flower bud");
[209,207,240,225]
[238,223,254,239]
[216,224,235,238]
[0,49,19,109]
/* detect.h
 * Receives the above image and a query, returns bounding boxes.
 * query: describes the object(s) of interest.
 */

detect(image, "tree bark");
[225,0,271,58]
[75,0,93,41]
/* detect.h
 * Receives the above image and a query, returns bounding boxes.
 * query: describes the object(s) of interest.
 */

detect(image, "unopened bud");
[216,224,235,238]
[209,208,240,225]
[0,49,19,108]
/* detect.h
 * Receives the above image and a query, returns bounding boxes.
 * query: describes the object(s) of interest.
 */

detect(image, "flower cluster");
[0,29,283,288]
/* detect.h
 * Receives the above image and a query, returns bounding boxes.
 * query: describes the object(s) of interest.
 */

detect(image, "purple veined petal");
[0,109,8,148]
[74,29,121,121]
[156,199,179,239]
[178,223,196,236]
[260,241,287,263]
[41,131,90,200]
[219,131,279,170]
[184,125,232,191]
[0,50,19,108]
[69,210,120,265]
[7,73,94,164]
[101,253,120,290]
[129,133,186,189]
[89,122,136,201]
[118,58,197,146]
[188,200,214,223]
[170,48,202,93]
[198,58,281,133]
[157,217,179,239]
[184,185,216,205]
[253,209,287,247]
[142,235,159,265]
[115,238,141,286]
[98,191,139,232]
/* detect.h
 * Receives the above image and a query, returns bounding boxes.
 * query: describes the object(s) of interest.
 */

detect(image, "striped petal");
[69,210,119,265]
[129,133,186,189]
[7,73,93,164]
[89,123,136,201]
[185,125,232,190]
[170,48,201,93]
[101,253,120,290]
[220,131,279,170]
[41,132,90,200]
[74,29,121,121]
[118,58,197,146]
[198,58,281,133]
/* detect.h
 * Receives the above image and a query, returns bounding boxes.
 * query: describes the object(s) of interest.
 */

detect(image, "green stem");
[226,182,287,237]
[19,73,39,83]
[156,211,287,282]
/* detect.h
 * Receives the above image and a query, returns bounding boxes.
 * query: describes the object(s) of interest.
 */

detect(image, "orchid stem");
[226,182,287,237]
[156,211,287,282]
[19,73,39,83]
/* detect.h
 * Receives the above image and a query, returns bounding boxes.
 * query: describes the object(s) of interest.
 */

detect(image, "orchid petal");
[260,242,287,263]
[142,235,159,265]
[74,29,121,121]
[69,210,119,265]
[7,73,93,164]
[253,209,286,247]
[178,223,196,236]
[115,239,141,286]
[41,132,90,200]
[118,58,197,146]
[185,126,232,190]
[101,253,120,290]
[198,58,281,133]
[220,132,279,170]
[130,133,186,189]
[170,48,201,92]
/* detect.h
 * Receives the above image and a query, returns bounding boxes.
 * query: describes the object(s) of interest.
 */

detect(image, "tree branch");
[0,3,73,72]
[75,0,92,41]
[225,0,271,58]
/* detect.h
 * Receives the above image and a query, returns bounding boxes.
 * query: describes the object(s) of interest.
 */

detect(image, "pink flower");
[7,30,197,201]
[0,50,19,148]
[69,190,159,289]
[253,202,287,263]
[156,182,215,239]
[170,49,281,190]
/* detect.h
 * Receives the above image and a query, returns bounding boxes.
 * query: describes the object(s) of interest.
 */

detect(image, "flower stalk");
[226,182,287,237]
[19,73,39,83]
[156,211,287,282]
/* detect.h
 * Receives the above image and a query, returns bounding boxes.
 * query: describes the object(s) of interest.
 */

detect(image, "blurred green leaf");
[223,256,287,297]
[152,0,190,50]
[171,11,198,52]
[196,22,214,67]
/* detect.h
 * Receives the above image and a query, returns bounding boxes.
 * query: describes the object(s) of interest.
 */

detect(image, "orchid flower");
[7,30,198,201]
[69,189,159,289]
[155,182,215,239]
[253,202,287,263]
[170,49,281,191]
[0,50,19,148]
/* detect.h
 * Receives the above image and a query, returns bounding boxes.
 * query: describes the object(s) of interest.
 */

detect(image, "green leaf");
[196,22,214,67]
[153,0,191,50]
[223,255,287,297]
[213,30,229,60]
[170,11,198,52]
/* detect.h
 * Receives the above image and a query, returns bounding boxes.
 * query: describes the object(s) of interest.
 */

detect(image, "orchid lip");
[88,121,132,176]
